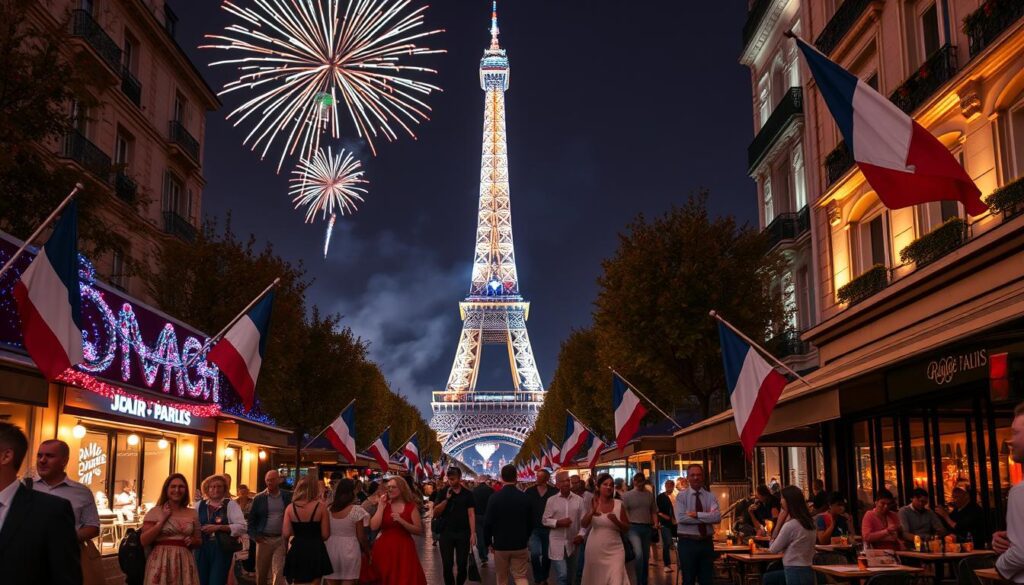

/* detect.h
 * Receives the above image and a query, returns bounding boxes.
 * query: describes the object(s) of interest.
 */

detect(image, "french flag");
[546,436,561,467]
[324,403,357,464]
[366,428,390,471]
[717,322,788,457]
[208,292,275,411]
[14,200,83,380]
[560,413,590,465]
[795,37,986,216]
[402,435,420,470]
[612,374,647,448]
[584,435,606,470]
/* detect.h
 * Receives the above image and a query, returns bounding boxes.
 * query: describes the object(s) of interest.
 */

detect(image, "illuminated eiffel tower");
[429,2,544,469]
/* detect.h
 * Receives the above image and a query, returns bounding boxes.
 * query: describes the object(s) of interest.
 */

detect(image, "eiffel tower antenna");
[430,2,544,471]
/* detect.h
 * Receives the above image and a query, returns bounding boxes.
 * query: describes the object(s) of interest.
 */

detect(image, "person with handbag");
[32,439,102,585]
[324,478,370,585]
[196,474,247,585]
[580,473,630,585]
[140,473,202,585]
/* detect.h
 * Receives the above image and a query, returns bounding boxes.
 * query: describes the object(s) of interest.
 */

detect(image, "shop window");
[75,430,111,508]
[199,438,216,489]
[758,447,782,492]
[142,437,174,506]
[853,420,874,513]
[937,418,972,500]
[786,446,809,493]
[114,432,141,509]
[908,418,931,490]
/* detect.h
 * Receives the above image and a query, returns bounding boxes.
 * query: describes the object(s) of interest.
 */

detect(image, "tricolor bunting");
[717,322,788,457]
[207,292,275,411]
[612,374,647,448]
[560,413,591,465]
[794,37,986,216]
[324,402,356,464]
[14,200,83,380]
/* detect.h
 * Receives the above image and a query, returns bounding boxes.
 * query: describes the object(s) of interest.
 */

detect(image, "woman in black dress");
[282,476,333,584]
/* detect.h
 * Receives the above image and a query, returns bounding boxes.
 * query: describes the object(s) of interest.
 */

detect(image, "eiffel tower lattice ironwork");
[430,3,544,466]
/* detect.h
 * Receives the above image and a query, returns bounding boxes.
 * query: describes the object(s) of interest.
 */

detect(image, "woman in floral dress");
[140,473,201,585]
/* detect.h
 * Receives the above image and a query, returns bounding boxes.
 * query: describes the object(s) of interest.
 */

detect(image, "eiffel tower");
[430,3,544,469]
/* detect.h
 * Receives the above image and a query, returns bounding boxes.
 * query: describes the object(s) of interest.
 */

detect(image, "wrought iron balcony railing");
[889,44,958,114]
[742,0,773,49]
[70,9,122,74]
[748,87,803,172]
[764,205,811,251]
[121,67,142,107]
[168,120,200,163]
[162,211,197,242]
[814,0,872,55]
[965,0,1024,59]
[61,130,111,183]
[115,171,137,203]
[768,330,810,359]
[825,140,855,186]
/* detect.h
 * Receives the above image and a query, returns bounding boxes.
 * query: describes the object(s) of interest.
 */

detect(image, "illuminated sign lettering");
[110,394,193,427]
[77,442,107,486]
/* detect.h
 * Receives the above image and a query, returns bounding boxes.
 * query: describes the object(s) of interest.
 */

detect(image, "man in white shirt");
[34,439,101,543]
[542,471,586,585]
[996,404,1024,582]
[674,464,720,585]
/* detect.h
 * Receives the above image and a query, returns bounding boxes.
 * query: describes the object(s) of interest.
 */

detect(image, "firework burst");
[202,0,444,170]
[290,146,368,257]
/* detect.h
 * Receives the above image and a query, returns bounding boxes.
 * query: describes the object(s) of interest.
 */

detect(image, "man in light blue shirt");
[674,464,720,585]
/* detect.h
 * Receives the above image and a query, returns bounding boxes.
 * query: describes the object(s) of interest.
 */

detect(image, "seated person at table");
[935,485,985,547]
[764,486,817,585]
[862,489,905,550]
[748,485,780,533]
[898,488,945,545]
[815,492,855,545]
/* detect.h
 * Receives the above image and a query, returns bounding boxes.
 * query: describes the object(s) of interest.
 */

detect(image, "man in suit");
[484,464,533,585]
[247,469,292,585]
[0,422,81,584]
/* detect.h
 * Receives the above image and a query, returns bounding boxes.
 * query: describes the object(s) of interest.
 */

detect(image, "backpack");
[118,527,147,585]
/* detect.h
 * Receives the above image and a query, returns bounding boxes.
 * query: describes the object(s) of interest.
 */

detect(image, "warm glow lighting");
[258,449,267,461]
[182,443,195,457]
[158,438,169,450]
[127,433,140,446]
[72,422,87,439]
[224,447,235,459]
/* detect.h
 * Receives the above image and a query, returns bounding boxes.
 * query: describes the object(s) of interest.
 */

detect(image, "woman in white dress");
[581,472,631,585]
[325,479,370,585]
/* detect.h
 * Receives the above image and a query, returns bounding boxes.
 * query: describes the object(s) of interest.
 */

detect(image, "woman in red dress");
[370,476,427,585]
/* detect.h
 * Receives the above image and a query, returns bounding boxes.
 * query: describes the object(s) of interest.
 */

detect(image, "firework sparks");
[202,0,444,171]
[291,146,368,224]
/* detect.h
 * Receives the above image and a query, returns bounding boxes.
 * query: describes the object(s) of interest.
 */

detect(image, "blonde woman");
[196,474,247,585]
[282,476,333,584]
[370,477,427,585]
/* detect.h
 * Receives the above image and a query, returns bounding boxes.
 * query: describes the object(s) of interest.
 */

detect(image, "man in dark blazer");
[484,464,533,585]
[0,422,81,585]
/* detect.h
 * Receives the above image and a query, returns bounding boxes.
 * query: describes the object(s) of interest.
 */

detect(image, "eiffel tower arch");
[430,3,544,471]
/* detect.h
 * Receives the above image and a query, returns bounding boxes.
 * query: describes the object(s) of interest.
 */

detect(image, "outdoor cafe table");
[716,544,755,553]
[894,550,997,585]
[812,564,924,583]
[974,568,1008,584]
[725,552,784,585]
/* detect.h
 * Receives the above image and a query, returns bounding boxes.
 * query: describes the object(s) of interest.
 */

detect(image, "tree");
[592,191,788,418]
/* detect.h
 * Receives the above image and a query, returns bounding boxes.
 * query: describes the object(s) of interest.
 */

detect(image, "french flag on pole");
[560,413,590,466]
[717,322,788,457]
[794,37,987,216]
[366,428,390,471]
[14,200,83,380]
[402,435,420,470]
[324,402,357,464]
[584,435,606,470]
[612,374,647,448]
[208,292,275,411]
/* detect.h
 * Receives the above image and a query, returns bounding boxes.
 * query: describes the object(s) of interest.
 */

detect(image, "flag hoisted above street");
[429,3,545,474]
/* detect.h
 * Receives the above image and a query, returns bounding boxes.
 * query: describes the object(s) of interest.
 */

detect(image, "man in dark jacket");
[248,470,293,585]
[0,422,81,585]
[525,469,556,585]
[484,464,533,585]
[473,475,494,565]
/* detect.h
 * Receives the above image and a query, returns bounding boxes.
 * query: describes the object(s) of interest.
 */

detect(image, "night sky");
[177,1,756,417]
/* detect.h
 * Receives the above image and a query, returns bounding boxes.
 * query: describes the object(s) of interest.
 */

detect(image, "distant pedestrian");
[370,476,427,585]
[656,479,677,573]
[140,473,201,585]
[542,470,586,585]
[249,469,293,585]
[282,475,333,584]
[484,464,534,585]
[622,473,658,585]
[325,478,369,585]
[473,474,494,565]
[196,474,247,585]
[763,485,816,585]
[674,464,720,585]
[526,469,556,585]
[581,473,630,585]
[571,474,592,583]
[433,467,477,585]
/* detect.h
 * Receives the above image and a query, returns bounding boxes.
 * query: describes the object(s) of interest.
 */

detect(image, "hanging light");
[72,421,87,439]
[258,449,268,461]
[224,447,235,460]
[158,437,169,450]
[127,433,140,446]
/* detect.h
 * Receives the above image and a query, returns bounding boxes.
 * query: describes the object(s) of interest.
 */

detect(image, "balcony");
[899,217,967,268]
[162,211,197,242]
[69,10,122,77]
[837,264,889,305]
[988,175,1024,218]
[825,140,855,186]
[768,330,810,358]
[168,120,200,166]
[742,0,773,49]
[814,0,873,55]
[60,130,111,183]
[748,87,803,172]
[889,45,958,114]
[965,0,1024,59]
[765,205,811,251]
[114,171,137,204]
[121,68,142,107]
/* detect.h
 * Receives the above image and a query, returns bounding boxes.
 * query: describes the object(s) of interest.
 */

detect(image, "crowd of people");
[6,408,1024,584]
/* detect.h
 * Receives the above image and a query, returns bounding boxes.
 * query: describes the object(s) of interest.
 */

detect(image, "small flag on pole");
[612,374,647,447]
[14,200,83,380]
[584,435,606,470]
[546,436,561,468]
[717,321,788,457]
[208,292,276,411]
[324,402,357,464]
[560,413,591,465]
[365,429,390,471]
[401,434,421,470]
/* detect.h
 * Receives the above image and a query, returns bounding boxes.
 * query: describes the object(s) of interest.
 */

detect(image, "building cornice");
[739,0,789,67]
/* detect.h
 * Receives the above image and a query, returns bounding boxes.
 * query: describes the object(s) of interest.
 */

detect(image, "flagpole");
[609,368,684,430]
[302,399,355,450]
[184,277,281,368]
[0,183,83,281]
[390,432,418,459]
[708,310,812,387]
[363,425,391,452]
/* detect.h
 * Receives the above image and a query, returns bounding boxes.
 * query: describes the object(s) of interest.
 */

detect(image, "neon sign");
[77,441,106,486]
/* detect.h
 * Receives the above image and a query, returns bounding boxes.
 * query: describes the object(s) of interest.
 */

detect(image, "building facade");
[34,0,218,303]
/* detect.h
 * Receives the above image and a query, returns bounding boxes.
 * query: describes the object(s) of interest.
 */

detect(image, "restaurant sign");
[888,347,988,400]
[63,387,217,434]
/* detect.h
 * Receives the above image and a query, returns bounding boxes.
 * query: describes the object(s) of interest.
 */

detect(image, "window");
[940,200,961,222]
[164,3,178,38]
[173,92,188,125]
[758,75,770,130]
[869,216,886,267]
[123,32,137,74]
[919,3,941,61]
[114,129,132,166]
[1009,100,1024,179]
[110,249,126,290]
[70,100,88,135]
[783,272,797,330]
[763,176,774,225]
[163,171,185,216]
[79,0,94,14]
[797,267,812,330]
[792,148,807,210]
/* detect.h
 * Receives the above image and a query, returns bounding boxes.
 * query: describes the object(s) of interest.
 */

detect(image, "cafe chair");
[98,515,118,552]
[956,556,996,585]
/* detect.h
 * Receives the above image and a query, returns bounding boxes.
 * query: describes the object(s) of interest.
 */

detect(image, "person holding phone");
[370,477,427,585]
